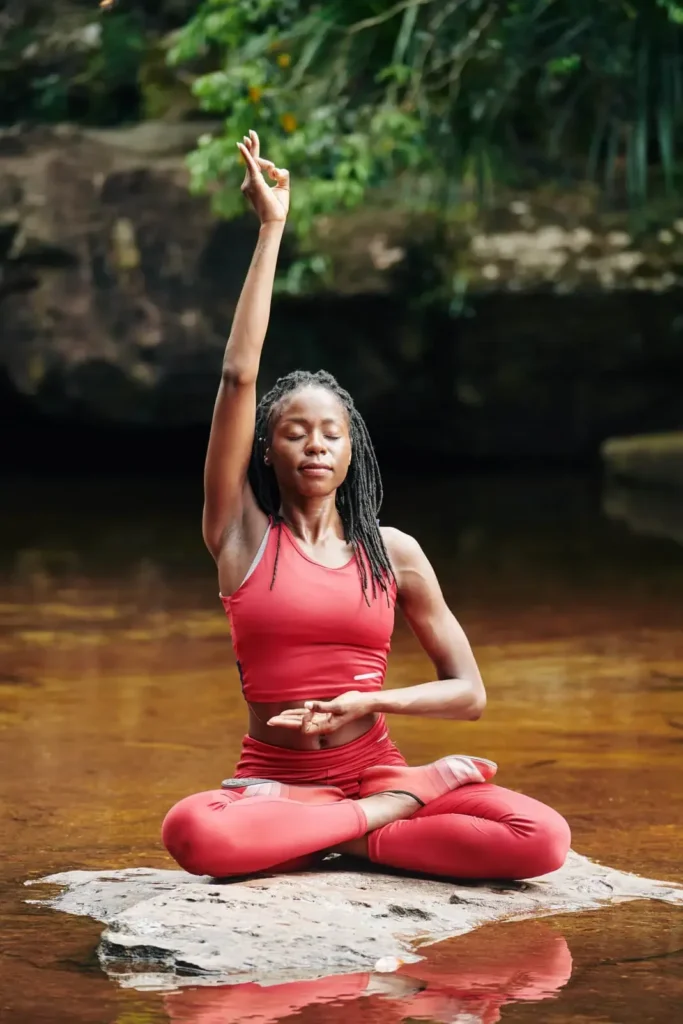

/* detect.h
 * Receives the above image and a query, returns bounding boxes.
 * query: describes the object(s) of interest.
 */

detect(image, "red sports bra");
[220,520,396,702]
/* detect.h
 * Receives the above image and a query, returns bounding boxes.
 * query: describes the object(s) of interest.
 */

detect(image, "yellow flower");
[248,85,262,103]
[277,53,291,68]
[280,112,297,133]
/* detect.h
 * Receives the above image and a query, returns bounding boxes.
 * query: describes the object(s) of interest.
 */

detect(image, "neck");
[278,494,344,543]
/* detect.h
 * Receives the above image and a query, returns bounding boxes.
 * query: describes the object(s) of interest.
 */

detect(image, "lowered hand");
[267,691,374,735]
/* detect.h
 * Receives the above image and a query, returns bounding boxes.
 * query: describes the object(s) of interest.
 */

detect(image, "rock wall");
[2,126,682,459]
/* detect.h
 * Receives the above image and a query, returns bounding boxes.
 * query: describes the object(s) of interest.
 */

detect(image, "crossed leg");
[365,784,571,879]
[162,784,570,881]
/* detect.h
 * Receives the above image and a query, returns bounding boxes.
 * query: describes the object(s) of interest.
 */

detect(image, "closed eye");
[285,434,341,441]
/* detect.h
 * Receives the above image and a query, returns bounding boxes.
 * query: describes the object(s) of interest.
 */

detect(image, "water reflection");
[603,482,683,547]
[162,923,571,1024]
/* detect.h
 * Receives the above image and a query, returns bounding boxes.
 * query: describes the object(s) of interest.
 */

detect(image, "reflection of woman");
[161,131,570,880]
[163,924,573,1024]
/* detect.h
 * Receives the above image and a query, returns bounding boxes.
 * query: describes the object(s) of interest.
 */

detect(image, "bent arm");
[372,529,486,721]
[203,220,284,558]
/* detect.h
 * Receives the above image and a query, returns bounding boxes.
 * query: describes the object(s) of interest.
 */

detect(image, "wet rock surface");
[27,851,683,990]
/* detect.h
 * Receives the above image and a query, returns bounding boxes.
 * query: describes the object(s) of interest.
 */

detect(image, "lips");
[299,463,333,473]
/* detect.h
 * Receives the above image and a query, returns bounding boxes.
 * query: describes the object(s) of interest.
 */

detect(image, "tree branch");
[348,0,437,36]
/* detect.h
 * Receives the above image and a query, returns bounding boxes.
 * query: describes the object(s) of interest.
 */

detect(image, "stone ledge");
[26,851,683,991]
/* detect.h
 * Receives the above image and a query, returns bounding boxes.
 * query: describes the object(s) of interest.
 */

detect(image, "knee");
[518,809,571,878]
[161,790,236,876]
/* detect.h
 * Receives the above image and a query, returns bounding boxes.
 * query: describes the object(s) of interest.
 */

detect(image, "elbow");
[203,531,221,563]
[202,528,221,563]
[465,686,486,721]
[221,362,257,387]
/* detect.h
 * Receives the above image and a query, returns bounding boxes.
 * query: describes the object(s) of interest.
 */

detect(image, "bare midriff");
[247,699,378,750]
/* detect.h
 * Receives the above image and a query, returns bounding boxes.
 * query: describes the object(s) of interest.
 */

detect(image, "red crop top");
[220,520,396,702]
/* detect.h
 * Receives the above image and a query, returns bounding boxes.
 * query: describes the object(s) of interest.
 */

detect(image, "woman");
[162,130,570,881]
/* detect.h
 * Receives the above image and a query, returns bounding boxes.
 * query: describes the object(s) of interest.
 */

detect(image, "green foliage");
[170,0,683,292]
[658,0,683,26]
[2,6,159,126]
[78,11,147,123]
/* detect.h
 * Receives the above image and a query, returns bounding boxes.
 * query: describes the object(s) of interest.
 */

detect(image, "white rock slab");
[27,851,683,991]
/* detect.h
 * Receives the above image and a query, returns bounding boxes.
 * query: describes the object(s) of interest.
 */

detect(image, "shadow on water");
[1,472,683,1022]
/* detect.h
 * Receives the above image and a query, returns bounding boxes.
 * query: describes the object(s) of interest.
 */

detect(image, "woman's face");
[265,386,352,499]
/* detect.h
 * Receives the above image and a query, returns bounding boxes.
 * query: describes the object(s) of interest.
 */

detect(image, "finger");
[250,129,260,161]
[304,700,337,714]
[266,716,305,729]
[236,142,261,179]
[267,708,308,722]
[259,159,279,182]
[268,709,308,722]
[272,166,290,189]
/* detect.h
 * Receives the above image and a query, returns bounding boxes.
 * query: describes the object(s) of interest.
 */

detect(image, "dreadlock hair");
[248,370,395,604]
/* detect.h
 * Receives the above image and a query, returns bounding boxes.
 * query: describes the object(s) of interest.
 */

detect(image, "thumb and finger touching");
[304,700,340,714]
[237,133,289,193]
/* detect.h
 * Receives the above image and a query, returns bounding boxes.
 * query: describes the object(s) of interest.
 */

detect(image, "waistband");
[235,714,406,793]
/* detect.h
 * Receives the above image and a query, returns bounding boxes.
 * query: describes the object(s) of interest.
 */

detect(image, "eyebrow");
[280,416,343,426]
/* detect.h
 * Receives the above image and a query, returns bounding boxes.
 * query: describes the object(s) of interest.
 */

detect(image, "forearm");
[222,222,285,381]
[370,678,485,721]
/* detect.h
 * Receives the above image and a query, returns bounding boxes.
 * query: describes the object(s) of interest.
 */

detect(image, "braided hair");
[248,370,395,603]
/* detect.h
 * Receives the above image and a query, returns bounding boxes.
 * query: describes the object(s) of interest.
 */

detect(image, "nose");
[304,431,327,455]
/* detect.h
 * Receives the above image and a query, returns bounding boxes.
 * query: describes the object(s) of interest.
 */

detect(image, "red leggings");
[162,717,570,880]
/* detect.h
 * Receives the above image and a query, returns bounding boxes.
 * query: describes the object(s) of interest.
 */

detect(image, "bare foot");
[360,755,497,805]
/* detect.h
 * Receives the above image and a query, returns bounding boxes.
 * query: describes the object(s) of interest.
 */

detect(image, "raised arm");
[202,130,290,561]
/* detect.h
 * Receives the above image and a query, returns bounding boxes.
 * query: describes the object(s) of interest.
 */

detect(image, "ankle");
[331,836,370,858]
[358,791,420,830]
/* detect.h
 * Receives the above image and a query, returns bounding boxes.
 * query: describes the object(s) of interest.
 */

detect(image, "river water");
[1,472,682,1023]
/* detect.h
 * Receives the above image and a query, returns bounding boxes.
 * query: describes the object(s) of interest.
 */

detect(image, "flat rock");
[27,852,683,991]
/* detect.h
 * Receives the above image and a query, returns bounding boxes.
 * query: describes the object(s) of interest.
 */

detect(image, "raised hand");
[237,130,290,225]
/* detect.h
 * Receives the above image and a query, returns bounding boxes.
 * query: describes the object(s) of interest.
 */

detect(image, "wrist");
[366,690,388,715]
[259,220,286,237]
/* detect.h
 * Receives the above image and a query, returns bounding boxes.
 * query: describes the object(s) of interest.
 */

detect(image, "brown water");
[1,473,682,1023]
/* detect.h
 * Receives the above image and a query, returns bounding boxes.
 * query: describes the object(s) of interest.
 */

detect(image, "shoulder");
[380,526,443,605]
[380,526,427,574]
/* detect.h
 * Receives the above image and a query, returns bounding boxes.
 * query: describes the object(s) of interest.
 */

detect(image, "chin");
[296,479,338,498]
